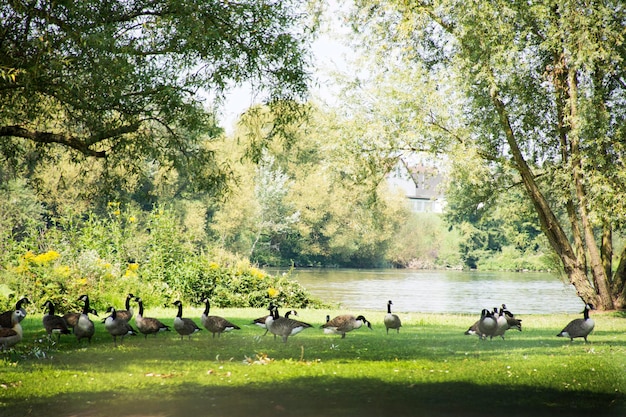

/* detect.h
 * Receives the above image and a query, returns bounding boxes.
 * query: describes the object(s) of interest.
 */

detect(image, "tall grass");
[1,309,625,417]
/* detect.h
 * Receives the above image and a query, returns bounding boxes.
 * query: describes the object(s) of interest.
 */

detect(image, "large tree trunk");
[613,247,626,309]
[567,70,614,310]
[489,84,600,307]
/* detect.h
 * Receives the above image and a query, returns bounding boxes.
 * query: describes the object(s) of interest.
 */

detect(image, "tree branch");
[0,124,138,158]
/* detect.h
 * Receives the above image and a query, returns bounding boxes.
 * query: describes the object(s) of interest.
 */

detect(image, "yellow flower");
[54,265,72,277]
[209,262,220,269]
[267,288,279,298]
[12,264,29,274]
[33,250,60,264]
[250,268,266,279]
[128,263,139,271]
[128,216,136,223]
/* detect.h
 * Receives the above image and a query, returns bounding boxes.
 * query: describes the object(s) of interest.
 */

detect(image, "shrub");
[0,202,324,313]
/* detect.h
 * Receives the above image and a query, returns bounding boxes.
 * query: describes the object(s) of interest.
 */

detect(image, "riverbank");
[1,308,624,417]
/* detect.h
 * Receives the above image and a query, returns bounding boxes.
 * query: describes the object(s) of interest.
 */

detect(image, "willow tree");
[347,1,626,309]
[0,0,316,195]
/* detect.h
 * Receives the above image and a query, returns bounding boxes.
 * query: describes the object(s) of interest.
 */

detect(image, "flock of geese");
[464,302,596,342]
[0,295,597,349]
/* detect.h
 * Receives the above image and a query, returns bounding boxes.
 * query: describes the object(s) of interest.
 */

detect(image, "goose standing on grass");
[253,305,298,336]
[557,303,595,342]
[0,310,25,349]
[201,297,241,338]
[134,297,170,338]
[465,309,497,339]
[384,300,402,334]
[173,300,201,340]
[490,307,509,340]
[104,306,138,346]
[265,305,312,343]
[63,307,99,331]
[75,295,97,344]
[42,300,71,342]
[501,304,522,333]
[103,293,135,323]
[0,297,30,328]
[321,314,372,339]
[477,308,497,339]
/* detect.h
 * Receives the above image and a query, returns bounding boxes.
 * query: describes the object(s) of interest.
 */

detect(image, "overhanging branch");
[0,125,141,158]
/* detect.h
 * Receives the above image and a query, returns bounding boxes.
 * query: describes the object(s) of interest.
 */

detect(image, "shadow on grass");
[2,376,624,417]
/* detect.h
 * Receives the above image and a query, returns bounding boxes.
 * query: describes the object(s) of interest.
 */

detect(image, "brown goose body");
[42,300,71,341]
[383,300,402,334]
[0,310,25,349]
[465,309,497,339]
[74,295,97,344]
[265,305,312,343]
[253,309,297,337]
[63,307,98,330]
[103,293,134,323]
[557,303,595,342]
[135,297,170,338]
[0,297,30,328]
[321,314,372,339]
[201,298,240,338]
[172,300,201,340]
[104,306,138,346]
[502,304,522,332]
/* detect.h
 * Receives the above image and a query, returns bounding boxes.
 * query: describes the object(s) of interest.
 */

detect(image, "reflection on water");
[281,268,583,314]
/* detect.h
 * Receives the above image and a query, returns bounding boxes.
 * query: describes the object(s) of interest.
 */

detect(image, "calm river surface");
[280,268,583,314]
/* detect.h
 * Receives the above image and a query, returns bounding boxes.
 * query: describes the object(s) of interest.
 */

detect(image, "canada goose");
[490,307,509,340]
[104,306,138,346]
[253,307,297,336]
[42,300,71,342]
[0,310,25,349]
[384,300,402,334]
[74,295,97,344]
[0,297,30,328]
[265,305,312,343]
[321,314,372,339]
[478,308,497,339]
[201,298,240,338]
[63,307,99,330]
[465,309,497,339]
[557,303,595,342]
[102,293,135,323]
[134,297,170,338]
[172,300,201,340]
[501,304,522,332]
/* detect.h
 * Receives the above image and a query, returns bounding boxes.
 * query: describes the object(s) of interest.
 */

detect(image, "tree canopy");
[0,0,315,194]
[344,0,626,308]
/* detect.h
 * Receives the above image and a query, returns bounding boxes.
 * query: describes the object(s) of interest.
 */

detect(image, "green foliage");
[0,0,313,168]
[0,179,45,263]
[0,198,323,313]
[345,0,626,307]
[210,106,413,268]
[387,212,462,269]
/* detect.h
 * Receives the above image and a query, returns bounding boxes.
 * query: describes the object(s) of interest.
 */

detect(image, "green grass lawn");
[1,307,625,417]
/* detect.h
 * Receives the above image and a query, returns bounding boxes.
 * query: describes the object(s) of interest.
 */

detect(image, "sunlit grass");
[1,308,625,416]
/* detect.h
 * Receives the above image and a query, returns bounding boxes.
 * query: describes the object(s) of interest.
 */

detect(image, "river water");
[282,268,584,314]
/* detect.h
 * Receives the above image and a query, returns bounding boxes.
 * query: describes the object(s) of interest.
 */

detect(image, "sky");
[218,6,352,134]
